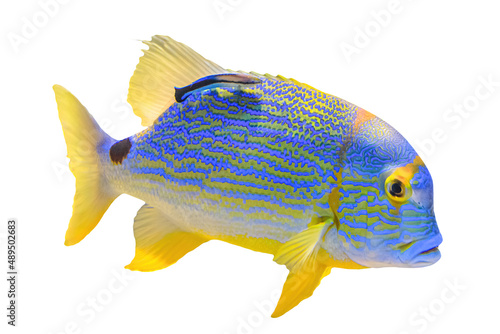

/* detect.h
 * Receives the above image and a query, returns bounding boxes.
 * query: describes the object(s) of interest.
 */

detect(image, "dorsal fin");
[244,71,320,92]
[127,35,227,126]
[174,73,261,102]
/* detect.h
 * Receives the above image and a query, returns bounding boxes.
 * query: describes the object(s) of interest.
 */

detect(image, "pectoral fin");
[272,220,333,317]
[125,204,208,272]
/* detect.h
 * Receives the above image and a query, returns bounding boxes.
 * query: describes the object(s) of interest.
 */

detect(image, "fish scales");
[105,78,359,250]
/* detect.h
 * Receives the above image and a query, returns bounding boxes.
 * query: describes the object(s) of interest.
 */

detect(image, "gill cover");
[336,111,442,268]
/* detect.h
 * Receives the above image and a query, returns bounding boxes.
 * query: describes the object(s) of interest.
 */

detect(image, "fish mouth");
[402,234,443,267]
[420,247,438,255]
[409,246,441,267]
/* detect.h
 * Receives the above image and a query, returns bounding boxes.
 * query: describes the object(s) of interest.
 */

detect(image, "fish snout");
[400,233,443,267]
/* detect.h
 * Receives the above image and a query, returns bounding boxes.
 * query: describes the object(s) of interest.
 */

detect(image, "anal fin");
[125,204,208,272]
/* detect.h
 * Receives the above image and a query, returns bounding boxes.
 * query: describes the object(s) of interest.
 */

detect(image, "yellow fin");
[273,221,331,272]
[53,85,118,246]
[127,35,227,127]
[272,220,333,317]
[271,264,332,318]
[125,204,208,272]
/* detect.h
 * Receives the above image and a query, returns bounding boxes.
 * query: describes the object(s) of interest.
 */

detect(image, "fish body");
[54,36,442,317]
[107,77,356,258]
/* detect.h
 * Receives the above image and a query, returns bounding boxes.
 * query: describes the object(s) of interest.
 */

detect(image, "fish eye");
[389,180,403,197]
[385,176,412,203]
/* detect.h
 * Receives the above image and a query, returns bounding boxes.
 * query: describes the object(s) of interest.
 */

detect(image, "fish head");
[332,111,442,268]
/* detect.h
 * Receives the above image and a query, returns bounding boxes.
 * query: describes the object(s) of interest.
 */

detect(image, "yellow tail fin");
[53,85,117,246]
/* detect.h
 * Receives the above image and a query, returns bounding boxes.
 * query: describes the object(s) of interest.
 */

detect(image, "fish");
[53,35,442,317]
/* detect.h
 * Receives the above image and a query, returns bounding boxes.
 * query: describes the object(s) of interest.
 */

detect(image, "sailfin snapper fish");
[54,35,442,317]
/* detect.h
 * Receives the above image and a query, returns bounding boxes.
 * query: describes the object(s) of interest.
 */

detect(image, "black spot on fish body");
[110,138,132,165]
[174,73,261,103]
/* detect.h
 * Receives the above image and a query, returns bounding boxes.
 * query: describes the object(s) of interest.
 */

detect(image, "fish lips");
[399,233,443,267]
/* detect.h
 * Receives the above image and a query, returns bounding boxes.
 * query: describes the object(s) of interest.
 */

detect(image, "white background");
[1,0,499,333]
